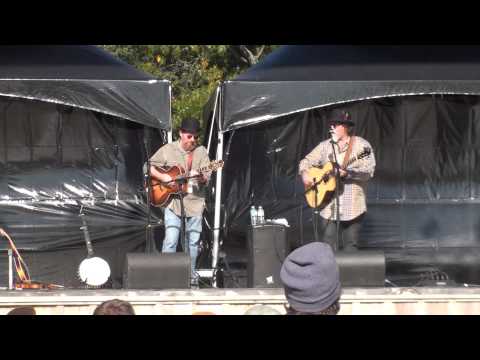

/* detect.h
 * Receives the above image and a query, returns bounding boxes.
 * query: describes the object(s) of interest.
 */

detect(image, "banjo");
[77,206,111,287]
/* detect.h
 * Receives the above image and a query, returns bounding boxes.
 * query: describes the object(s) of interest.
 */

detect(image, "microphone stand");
[329,135,341,252]
[143,129,155,253]
[175,178,189,258]
[312,176,320,243]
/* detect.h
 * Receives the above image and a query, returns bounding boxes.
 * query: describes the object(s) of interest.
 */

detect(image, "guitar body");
[149,165,188,207]
[305,162,336,208]
[303,147,372,208]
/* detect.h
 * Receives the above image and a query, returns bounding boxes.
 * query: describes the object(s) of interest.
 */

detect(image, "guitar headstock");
[357,147,372,160]
[206,160,224,172]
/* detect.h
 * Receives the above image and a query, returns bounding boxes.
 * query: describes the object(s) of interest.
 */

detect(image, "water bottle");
[257,206,265,225]
[250,206,257,226]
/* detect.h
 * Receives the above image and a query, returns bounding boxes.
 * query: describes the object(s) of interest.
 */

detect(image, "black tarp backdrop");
[207,45,480,286]
[0,46,170,288]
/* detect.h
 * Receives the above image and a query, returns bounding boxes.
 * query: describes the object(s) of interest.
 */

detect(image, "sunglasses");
[185,134,200,140]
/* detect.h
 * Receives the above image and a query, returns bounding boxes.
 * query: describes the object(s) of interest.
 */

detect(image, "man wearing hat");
[149,118,211,288]
[298,109,376,251]
[280,242,341,315]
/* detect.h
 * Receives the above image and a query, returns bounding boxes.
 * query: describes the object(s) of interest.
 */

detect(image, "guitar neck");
[344,151,367,168]
[196,161,219,174]
[197,165,210,174]
[80,215,94,257]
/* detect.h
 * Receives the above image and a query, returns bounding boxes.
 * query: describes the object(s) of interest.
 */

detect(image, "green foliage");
[100,45,278,132]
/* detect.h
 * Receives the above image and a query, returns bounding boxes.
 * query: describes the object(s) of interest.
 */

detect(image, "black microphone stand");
[329,136,341,252]
[143,129,155,253]
[312,176,320,243]
[175,178,189,257]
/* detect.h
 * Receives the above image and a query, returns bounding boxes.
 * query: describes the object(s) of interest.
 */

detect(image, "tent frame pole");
[211,86,224,287]
[167,83,173,143]
[207,86,220,154]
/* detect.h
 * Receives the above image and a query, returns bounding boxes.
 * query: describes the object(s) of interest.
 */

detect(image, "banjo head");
[78,256,111,287]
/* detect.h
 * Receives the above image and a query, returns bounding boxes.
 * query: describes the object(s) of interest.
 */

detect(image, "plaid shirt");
[299,136,375,221]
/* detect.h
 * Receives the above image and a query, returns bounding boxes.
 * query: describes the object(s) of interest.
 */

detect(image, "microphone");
[329,126,338,143]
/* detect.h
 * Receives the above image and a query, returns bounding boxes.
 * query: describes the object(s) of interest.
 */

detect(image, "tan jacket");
[149,140,211,217]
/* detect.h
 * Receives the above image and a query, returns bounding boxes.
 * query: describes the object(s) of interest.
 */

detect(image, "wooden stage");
[1,286,480,314]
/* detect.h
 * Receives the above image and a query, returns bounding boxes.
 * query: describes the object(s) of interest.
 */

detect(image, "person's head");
[93,299,135,315]
[328,109,355,138]
[244,304,282,315]
[179,118,201,152]
[280,242,341,315]
[192,311,217,315]
[7,306,36,315]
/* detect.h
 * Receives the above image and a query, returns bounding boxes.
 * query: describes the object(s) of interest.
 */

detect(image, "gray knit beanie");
[280,242,341,313]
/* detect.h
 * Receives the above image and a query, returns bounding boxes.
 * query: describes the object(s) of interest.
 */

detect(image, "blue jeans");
[162,207,202,280]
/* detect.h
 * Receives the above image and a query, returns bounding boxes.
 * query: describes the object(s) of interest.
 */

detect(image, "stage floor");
[1,286,480,314]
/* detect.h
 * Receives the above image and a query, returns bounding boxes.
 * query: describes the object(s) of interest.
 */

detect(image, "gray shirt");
[149,140,211,217]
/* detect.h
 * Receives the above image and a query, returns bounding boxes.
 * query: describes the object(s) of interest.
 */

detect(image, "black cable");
[414,269,450,286]
[384,279,399,287]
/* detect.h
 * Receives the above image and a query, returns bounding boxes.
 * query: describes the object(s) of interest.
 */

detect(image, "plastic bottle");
[257,206,265,225]
[250,206,257,226]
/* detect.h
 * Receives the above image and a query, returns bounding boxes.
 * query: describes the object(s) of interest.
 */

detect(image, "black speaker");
[123,253,190,289]
[335,251,385,286]
[247,224,288,288]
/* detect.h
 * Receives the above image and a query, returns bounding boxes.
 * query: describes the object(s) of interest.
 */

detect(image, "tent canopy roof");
[0,46,170,129]
[0,45,154,80]
[221,45,480,132]
[235,45,480,81]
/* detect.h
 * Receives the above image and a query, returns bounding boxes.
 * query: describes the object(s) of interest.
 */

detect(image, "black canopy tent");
[0,45,170,129]
[206,45,480,286]
[0,46,171,288]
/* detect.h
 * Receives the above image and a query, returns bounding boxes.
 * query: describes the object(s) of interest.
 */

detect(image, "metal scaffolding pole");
[167,83,173,143]
[211,87,224,287]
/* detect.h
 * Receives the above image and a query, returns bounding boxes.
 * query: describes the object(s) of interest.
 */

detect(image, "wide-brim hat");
[180,118,201,133]
[328,109,355,127]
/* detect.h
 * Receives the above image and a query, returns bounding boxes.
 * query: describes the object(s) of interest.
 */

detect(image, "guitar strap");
[341,136,355,170]
[186,151,193,172]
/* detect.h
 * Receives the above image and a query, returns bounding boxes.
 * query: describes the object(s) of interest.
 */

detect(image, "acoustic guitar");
[149,160,224,207]
[304,147,371,208]
[0,227,64,290]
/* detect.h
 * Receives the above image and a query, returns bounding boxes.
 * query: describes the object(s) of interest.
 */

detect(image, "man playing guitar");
[149,118,211,288]
[299,110,376,251]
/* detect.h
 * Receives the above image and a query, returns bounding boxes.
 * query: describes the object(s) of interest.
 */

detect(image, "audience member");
[280,242,341,315]
[7,306,36,315]
[192,311,217,315]
[93,299,135,315]
[243,304,282,315]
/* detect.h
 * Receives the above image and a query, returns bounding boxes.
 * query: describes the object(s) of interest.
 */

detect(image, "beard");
[182,141,196,152]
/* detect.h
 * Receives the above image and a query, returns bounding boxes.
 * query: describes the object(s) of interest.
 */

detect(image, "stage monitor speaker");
[123,253,190,289]
[335,251,385,287]
[247,224,288,288]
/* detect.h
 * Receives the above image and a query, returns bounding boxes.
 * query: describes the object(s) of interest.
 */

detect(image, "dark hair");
[285,299,340,315]
[7,306,36,315]
[93,299,135,315]
[329,121,355,136]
